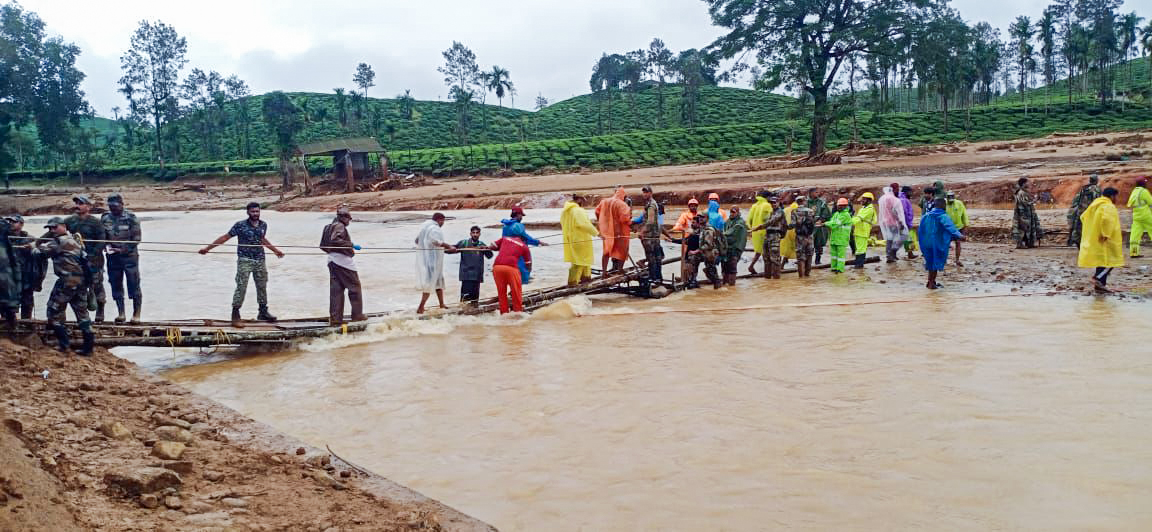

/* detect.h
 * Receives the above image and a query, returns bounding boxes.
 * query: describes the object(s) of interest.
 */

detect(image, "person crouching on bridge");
[489,234,532,314]
[34,218,94,355]
[321,206,365,326]
[199,202,285,328]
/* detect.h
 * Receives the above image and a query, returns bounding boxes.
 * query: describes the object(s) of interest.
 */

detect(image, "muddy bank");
[0,339,494,532]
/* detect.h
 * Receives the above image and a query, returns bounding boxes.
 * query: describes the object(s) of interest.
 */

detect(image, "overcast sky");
[19,0,1141,117]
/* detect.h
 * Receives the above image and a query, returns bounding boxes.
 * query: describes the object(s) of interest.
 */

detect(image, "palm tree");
[1118,13,1144,90]
[484,66,514,107]
[397,89,415,120]
[1009,16,1035,110]
[1038,8,1058,112]
[1143,21,1152,85]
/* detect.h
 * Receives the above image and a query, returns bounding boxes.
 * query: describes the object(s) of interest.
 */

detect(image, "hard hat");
[860,192,875,201]
[687,198,699,205]
[836,198,849,207]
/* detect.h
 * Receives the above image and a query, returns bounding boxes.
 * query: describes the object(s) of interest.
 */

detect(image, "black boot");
[52,324,71,353]
[231,307,244,328]
[854,254,866,269]
[2,310,14,331]
[94,302,105,323]
[130,297,142,324]
[114,298,127,323]
[256,306,277,322]
[76,330,95,357]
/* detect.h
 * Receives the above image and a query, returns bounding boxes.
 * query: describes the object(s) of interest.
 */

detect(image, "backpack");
[795,212,815,237]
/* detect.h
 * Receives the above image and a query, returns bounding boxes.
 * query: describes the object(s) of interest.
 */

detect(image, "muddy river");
[30,210,1151,530]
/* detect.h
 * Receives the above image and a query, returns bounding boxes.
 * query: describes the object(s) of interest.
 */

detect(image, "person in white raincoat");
[877,184,909,263]
[415,213,456,313]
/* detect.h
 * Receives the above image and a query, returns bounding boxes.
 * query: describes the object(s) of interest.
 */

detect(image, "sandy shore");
[0,338,494,532]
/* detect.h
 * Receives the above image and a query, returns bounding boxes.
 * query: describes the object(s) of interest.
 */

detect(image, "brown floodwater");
[49,210,1147,530]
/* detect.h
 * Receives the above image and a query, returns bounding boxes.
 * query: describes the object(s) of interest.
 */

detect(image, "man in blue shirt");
[199,202,285,327]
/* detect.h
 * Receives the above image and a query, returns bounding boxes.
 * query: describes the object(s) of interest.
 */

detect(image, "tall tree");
[621,51,646,128]
[260,91,303,190]
[646,38,674,128]
[353,62,376,97]
[590,53,627,133]
[1117,12,1143,89]
[1077,0,1122,103]
[0,3,46,176]
[450,86,474,146]
[33,36,89,169]
[397,89,415,120]
[705,0,926,156]
[1143,20,1152,84]
[534,94,549,110]
[1038,8,1059,110]
[438,42,480,144]
[333,88,348,127]
[1009,16,1036,108]
[119,20,187,166]
[912,9,971,132]
[224,76,251,158]
[970,22,1004,105]
[180,68,224,159]
[674,48,717,128]
[483,65,514,107]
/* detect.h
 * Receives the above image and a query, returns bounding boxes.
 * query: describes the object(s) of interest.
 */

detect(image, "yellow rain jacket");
[747,196,773,253]
[780,202,798,259]
[945,199,969,230]
[1128,186,1152,225]
[852,203,877,239]
[561,201,599,267]
[1077,196,1125,268]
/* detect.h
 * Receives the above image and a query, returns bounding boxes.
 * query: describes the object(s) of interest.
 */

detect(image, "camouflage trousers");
[795,235,815,262]
[46,274,91,328]
[762,235,783,271]
[86,254,106,305]
[233,258,269,309]
[685,253,720,287]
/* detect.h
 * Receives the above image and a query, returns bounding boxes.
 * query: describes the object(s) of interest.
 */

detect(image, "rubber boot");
[75,330,95,357]
[130,297,142,324]
[257,306,277,322]
[52,324,71,353]
[231,307,244,329]
[20,305,32,320]
[114,299,127,323]
[94,302,105,323]
[854,254,866,269]
[2,310,14,331]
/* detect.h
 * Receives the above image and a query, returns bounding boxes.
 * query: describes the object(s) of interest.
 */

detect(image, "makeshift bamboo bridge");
[7,257,683,349]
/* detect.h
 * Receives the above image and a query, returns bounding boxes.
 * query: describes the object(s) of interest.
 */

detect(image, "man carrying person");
[64,195,107,322]
[101,193,143,323]
[446,225,493,307]
[34,217,94,355]
[199,202,285,328]
[320,206,365,325]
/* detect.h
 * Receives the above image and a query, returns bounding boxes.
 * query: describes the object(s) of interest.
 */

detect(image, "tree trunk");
[942,94,949,133]
[656,81,666,129]
[153,111,164,168]
[807,88,830,157]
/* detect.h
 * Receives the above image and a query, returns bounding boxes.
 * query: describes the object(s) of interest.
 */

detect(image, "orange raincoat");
[595,188,632,260]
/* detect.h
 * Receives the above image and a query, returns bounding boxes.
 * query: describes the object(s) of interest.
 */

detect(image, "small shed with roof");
[297,137,387,192]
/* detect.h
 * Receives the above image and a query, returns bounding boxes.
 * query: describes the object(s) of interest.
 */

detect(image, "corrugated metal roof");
[297,137,385,156]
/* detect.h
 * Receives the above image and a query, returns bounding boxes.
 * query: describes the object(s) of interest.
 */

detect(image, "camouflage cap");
[72,194,92,205]
[44,216,67,228]
[107,193,124,205]
[336,206,351,217]
[3,214,23,223]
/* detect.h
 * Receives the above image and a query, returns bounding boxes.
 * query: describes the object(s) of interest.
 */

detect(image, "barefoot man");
[415,213,455,313]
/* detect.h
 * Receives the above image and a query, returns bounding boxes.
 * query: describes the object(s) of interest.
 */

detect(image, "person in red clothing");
[489,235,532,314]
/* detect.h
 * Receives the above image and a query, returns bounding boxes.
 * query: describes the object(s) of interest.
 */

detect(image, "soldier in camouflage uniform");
[102,194,143,323]
[752,195,789,279]
[696,214,726,289]
[1066,174,1101,248]
[790,196,818,277]
[5,215,45,320]
[34,217,94,355]
[1012,178,1042,249]
[64,195,108,322]
[0,217,19,328]
[806,189,832,265]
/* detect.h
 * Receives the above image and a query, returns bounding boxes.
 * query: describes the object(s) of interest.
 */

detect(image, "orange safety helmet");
[836,198,850,207]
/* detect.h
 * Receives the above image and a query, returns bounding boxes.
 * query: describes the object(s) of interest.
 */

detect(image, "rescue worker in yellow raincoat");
[1127,177,1151,258]
[852,192,877,269]
[1078,187,1125,293]
[561,195,600,286]
[746,190,773,275]
[779,195,799,263]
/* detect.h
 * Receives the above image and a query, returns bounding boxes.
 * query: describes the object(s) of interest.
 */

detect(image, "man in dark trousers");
[446,225,493,308]
[320,206,365,326]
